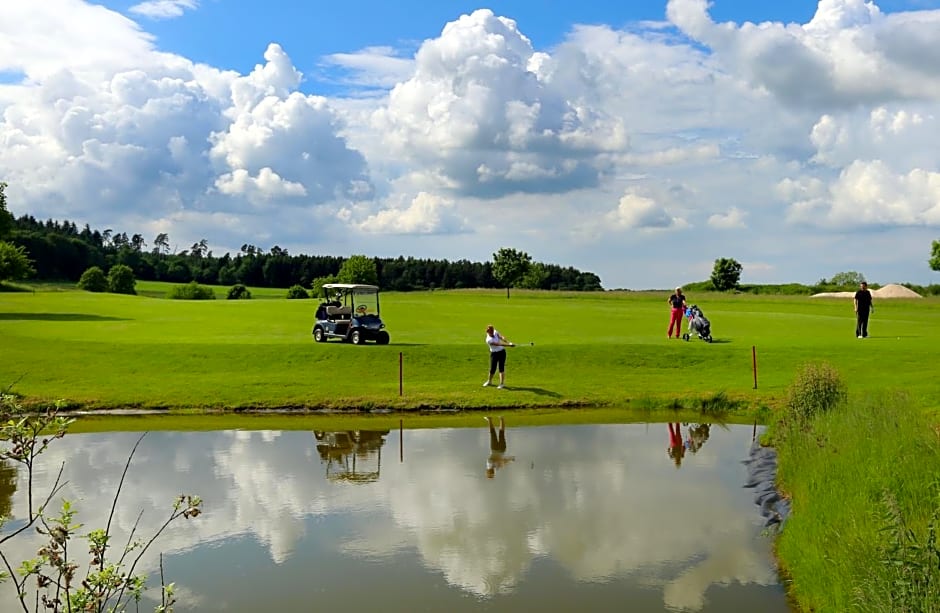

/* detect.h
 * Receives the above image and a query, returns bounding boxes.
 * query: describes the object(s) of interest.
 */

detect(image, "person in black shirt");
[484,416,514,478]
[666,287,686,339]
[854,281,873,338]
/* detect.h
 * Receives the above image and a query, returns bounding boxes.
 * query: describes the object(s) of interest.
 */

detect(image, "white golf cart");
[312,283,390,345]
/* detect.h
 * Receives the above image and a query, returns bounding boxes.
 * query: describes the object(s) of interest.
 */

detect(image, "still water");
[3,422,789,612]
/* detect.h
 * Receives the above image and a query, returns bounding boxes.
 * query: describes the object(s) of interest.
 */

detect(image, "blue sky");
[2,0,940,288]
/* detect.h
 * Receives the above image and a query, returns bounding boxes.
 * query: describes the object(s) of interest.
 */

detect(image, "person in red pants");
[667,423,685,468]
[666,287,687,338]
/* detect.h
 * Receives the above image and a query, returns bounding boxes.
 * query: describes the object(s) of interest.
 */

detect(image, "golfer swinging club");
[483,324,514,389]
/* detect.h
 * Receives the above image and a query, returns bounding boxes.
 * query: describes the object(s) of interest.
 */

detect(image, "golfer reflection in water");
[667,422,686,468]
[485,416,515,478]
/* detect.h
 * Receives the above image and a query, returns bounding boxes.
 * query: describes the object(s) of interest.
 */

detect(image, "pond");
[1,421,790,612]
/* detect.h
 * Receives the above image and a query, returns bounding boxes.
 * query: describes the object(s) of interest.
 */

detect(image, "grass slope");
[1,284,937,412]
[773,395,940,612]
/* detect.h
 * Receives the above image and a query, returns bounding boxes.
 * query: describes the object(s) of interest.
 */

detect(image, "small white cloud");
[321,47,415,90]
[215,168,307,203]
[618,144,720,167]
[707,207,747,229]
[607,192,687,230]
[129,0,198,20]
[356,192,468,235]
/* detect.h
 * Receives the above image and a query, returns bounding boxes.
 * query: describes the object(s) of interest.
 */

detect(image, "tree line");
[0,207,602,292]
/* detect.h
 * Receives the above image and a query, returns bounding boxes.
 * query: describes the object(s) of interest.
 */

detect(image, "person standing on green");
[854,281,873,338]
[666,287,687,339]
[483,324,514,389]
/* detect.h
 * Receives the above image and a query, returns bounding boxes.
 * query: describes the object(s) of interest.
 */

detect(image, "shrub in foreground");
[227,284,251,300]
[286,284,309,299]
[107,264,137,295]
[0,393,202,611]
[785,361,846,423]
[0,241,35,285]
[78,266,108,292]
[167,281,216,300]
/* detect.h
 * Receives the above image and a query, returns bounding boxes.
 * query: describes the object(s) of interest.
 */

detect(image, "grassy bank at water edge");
[772,393,940,612]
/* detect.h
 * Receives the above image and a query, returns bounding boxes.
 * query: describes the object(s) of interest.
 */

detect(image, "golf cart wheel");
[313,327,326,342]
[682,333,689,341]
[706,336,713,343]
[350,330,364,345]
[376,331,390,345]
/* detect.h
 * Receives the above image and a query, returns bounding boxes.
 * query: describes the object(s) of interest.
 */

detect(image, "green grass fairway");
[1,284,937,413]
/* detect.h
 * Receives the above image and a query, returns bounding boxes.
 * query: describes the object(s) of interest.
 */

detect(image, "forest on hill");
[3,214,603,292]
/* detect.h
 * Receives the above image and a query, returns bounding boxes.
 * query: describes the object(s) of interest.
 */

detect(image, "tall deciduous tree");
[337,255,379,286]
[930,239,940,272]
[828,271,866,287]
[710,257,743,291]
[492,248,532,298]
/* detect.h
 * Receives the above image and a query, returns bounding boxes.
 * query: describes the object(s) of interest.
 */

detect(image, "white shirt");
[486,330,506,353]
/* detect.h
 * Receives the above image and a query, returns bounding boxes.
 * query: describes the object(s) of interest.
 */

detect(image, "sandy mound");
[873,283,923,298]
[810,291,854,298]
[811,283,922,299]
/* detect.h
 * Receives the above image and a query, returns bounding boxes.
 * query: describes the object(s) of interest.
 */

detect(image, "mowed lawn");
[1,284,937,412]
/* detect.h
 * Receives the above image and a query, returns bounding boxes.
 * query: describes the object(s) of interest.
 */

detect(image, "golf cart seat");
[326,305,352,318]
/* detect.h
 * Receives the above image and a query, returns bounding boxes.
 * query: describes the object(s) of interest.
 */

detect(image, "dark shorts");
[489,350,506,374]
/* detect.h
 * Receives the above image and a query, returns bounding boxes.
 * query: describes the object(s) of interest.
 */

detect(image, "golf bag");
[682,305,713,343]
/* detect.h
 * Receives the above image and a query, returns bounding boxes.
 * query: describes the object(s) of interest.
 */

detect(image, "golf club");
[509,342,535,347]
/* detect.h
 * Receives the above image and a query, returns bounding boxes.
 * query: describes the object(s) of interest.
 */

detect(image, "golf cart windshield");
[323,284,380,315]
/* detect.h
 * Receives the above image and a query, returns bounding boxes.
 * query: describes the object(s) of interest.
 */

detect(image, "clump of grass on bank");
[771,387,940,612]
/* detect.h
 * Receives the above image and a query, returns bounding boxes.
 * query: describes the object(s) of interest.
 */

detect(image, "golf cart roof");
[323,283,379,292]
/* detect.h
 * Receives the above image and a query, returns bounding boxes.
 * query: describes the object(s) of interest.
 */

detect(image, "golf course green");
[1,281,937,414]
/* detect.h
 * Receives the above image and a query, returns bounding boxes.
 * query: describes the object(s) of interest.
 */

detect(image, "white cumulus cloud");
[129,0,198,20]
[708,207,748,229]
[355,192,468,234]
[607,192,687,230]
[372,9,626,199]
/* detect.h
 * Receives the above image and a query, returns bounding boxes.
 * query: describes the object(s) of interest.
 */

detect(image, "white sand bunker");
[811,283,923,299]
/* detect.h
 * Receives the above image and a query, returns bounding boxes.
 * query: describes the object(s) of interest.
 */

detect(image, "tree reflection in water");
[0,460,15,519]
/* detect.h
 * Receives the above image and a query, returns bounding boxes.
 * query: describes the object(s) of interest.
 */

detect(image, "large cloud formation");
[1,0,939,287]
[667,0,940,234]
[373,9,627,198]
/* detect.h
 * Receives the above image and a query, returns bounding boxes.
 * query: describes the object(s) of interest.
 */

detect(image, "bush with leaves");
[226,284,251,300]
[785,362,847,423]
[286,284,309,299]
[311,275,337,298]
[0,393,201,612]
[0,241,35,286]
[166,281,215,300]
[107,264,136,295]
[78,266,109,292]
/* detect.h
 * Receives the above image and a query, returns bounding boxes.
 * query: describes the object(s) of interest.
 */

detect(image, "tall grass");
[773,392,940,612]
